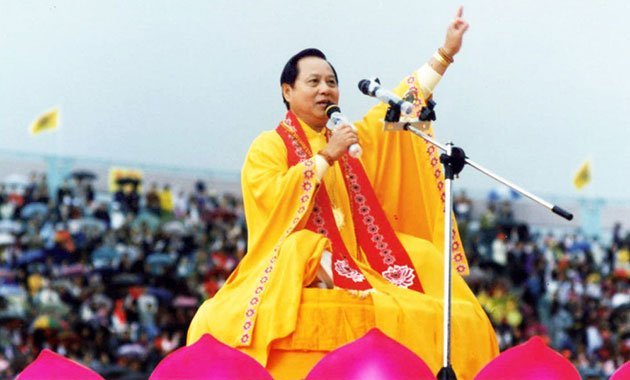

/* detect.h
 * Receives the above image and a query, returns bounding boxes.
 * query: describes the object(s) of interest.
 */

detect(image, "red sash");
[276,111,424,293]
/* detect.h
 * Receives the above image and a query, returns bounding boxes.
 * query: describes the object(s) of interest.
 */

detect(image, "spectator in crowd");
[145,183,161,217]
[159,184,173,217]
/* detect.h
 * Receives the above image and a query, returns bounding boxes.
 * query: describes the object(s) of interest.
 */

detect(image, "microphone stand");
[383,103,573,380]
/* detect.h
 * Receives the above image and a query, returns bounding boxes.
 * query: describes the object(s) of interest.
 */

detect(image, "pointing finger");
[455,5,463,18]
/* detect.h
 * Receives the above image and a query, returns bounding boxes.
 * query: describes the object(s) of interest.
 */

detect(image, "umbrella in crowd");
[20,202,49,219]
[51,279,74,293]
[172,295,198,308]
[0,220,22,234]
[0,312,25,328]
[146,253,176,275]
[148,287,173,303]
[69,169,97,181]
[0,284,26,297]
[0,233,15,246]
[117,343,147,359]
[92,246,119,267]
[132,211,160,232]
[3,174,29,188]
[33,288,70,315]
[74,217,107,234]
[0,281,26,303]
[147,252,175,265]
[112,273,143,288]
[89,266,116,280]
[44,246,75,263]
[0,285,26,320]
[58,263,87,277]
[16,249,45,266]
[0,267,15,282]
[161,220,186,236]
[31,315,68,331]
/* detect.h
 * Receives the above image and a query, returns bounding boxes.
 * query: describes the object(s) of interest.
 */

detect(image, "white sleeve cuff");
[314,155,330,181]
[415,63,443,96]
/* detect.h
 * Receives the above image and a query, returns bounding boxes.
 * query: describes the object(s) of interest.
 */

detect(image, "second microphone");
[325,104,363,159]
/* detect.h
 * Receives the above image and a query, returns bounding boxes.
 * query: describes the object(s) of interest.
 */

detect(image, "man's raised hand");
[443,6,469,57]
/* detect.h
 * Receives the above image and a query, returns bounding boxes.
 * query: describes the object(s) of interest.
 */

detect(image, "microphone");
[358,78,414,115]
[325,104,363,158]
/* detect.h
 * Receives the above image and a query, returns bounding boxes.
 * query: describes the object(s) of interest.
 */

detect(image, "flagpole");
[50,107,68,197]
[55,110,61,158]
[55,108,62,196]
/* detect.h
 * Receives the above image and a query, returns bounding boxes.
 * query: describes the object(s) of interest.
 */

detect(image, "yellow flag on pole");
[29,107,60,135]
[573,160,591,190]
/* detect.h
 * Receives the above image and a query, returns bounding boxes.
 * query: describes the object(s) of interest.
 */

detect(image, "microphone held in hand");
[325,104,363,158]
[358,78,414,115]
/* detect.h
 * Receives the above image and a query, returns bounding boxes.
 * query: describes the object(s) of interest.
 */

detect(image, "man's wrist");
[432,52,450,68]
[317,150,336,166]
[438,47,455,63]
[314,155,331,181]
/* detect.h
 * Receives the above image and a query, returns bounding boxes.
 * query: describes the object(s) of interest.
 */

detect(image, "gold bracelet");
[438,47,454,63]
[317,150,336,166]
[432,52,450,67]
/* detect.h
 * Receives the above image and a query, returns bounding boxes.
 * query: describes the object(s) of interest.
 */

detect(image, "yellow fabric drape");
[188,72,498,379]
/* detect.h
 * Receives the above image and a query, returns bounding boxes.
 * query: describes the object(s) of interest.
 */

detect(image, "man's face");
[282,56,339,129]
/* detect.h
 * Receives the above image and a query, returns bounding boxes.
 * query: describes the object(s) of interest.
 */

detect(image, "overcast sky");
[1,0,629,200]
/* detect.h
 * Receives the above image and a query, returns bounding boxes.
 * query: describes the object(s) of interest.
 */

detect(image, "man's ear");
[282,83,292,104]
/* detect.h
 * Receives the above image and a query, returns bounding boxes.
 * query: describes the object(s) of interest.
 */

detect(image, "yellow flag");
[29,107,60,135]
[573,160,591,189]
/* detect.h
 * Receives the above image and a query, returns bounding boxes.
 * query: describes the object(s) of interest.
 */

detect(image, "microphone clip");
[384,97,436,124]
[383,97,437,132]
[384,105,401,123]
[419,99,437,122]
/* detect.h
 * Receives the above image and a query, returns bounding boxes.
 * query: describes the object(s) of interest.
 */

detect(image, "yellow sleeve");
[241,131,320,254]
[354,73,469,275]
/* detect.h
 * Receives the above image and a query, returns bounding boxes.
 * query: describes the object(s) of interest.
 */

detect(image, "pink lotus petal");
[475,336,580,380]
[150,333,272,380]
[610,361,630,380]
[17,349,103,380]
[306,328,435,380]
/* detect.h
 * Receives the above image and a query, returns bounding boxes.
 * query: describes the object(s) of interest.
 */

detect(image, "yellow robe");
[188,72,499,379]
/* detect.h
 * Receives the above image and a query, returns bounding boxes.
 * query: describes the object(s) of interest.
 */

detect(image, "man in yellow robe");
[189,7,498,379]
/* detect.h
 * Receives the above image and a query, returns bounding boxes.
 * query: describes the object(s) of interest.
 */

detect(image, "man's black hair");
[280,48,338,110]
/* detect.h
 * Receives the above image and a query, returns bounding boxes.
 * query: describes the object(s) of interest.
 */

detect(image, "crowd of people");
[0,173,627,378]
[454,192,629,378]
[0,173,244,379]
